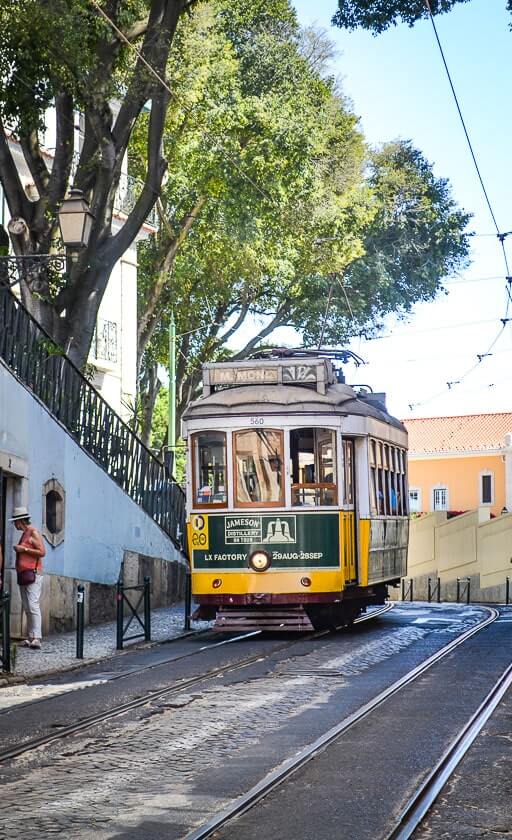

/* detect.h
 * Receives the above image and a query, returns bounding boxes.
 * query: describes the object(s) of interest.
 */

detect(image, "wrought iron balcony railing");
[71,152,158,229]
[115,171,159,229]
[0,285,185,549]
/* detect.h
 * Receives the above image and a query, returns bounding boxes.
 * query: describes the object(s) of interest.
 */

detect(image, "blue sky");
[289,0,512,419]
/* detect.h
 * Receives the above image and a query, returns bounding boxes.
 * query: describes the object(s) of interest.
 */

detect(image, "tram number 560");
[250,417,264,425]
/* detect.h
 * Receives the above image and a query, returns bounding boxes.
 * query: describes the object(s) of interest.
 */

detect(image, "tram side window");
[193,432,227,506]
[234,429,284,506]
[377,442,385,514]
[369,440,378,515]
[290,428,337,506]
[370,439,408,516]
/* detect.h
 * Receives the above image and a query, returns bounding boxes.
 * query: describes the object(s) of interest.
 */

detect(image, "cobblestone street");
[0,605,497,840]
[6,603,208,680]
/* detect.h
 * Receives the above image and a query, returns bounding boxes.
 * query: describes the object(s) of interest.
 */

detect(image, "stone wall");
[395,507,512,603]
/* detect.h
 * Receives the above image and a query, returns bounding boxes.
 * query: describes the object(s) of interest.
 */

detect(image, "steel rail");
[0,603,393,719]
[0,604,392,763]
[184,606,499,840]
[387,653,512,839]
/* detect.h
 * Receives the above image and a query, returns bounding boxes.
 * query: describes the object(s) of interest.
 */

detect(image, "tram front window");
[290,428,337,506]
[234,430,284,506]
[193,431,227,506]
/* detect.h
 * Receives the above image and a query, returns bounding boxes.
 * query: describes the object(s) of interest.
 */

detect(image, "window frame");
[41,478,65,546]
[369,438,408,517]
[289,427,338,508]
[479,471,494,506]
[191,430,228,510]
[233,428,285,509]
[408,487,422,513]
[432,485,449,511]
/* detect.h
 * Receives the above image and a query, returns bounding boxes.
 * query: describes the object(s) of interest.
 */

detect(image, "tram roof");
[182,383,405,431]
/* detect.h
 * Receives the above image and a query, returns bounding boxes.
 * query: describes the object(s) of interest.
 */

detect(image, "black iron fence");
[401,578,414,601]
[427,576,441,603]
[116,575,151,649]
[456,577,471,604]
[0,593,11,673]
[0,285,185,546]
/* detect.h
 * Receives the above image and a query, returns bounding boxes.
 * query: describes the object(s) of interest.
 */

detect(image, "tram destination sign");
[192,512,339,569]
[204,358,330,393]
[210,367,278,385]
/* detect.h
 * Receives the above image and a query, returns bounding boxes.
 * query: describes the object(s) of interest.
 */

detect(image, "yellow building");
[404,413,512,518]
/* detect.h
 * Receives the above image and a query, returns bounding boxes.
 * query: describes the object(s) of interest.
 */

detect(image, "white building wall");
[0,360,183,586]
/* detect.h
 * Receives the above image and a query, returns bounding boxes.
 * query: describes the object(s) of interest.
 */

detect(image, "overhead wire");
[406,2,512,412]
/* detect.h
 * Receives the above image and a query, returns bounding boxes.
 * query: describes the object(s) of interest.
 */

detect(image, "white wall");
[88,247,138,420]
[1,361,184,585]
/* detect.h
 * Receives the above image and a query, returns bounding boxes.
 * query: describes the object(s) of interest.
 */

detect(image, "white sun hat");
[9,506,30,522]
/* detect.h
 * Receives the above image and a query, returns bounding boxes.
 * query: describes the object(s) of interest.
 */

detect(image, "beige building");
[405,413,512,518]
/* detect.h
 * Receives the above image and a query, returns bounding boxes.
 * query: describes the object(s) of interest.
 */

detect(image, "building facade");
[0,109,187,638]
[1,105,156,421]
[405,413,512,518]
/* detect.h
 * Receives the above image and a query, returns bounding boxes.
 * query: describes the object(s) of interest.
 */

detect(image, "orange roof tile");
[403,413,512,455]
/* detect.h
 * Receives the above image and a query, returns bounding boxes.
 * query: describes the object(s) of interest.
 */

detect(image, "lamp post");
[57,188,95,252]
[0,188,94,288]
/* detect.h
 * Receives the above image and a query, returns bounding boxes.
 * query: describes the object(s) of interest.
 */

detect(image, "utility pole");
[168,312,176,474]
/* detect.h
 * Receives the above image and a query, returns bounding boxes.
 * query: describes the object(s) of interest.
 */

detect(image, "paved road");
[0,603,505,839]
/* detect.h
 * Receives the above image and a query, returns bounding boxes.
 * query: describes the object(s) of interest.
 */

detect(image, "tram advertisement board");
[191,512,339,569]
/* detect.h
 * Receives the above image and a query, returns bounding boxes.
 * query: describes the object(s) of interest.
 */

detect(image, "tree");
[133,2,471,446]
[0,0,192,368]
[135,2,371,442]
[332,1,476,33]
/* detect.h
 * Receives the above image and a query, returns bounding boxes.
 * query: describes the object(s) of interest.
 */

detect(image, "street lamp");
[0,189,94,289]
[58,188,94,249]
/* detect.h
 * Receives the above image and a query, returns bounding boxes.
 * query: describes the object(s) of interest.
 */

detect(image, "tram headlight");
[249,550,271,572]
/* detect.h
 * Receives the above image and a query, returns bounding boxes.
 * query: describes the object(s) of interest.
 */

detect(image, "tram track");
[388,651,512,839]
[0,603,392,764]
[184,605,500,840]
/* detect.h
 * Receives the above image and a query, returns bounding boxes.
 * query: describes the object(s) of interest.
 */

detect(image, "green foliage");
[151,386,169,450]
[150,388,186,481]
[0,0,111,130]
[135,0,471,434]
[332,1,472,33]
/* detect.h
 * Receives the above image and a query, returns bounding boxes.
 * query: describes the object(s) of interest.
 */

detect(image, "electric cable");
[404,2,512,412]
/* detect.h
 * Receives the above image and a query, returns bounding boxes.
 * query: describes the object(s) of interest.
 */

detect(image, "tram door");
[341,439,358,583]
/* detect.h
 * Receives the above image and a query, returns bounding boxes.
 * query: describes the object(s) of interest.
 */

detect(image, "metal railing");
[115,171,158,228]
[116,575,151,649]
[427,576,441,603]
[0,593,11,673]
[70,152,158,229]
[0,255,66,289]
[456,577,471,604]
[401,578,414,601]
[0,285,185,546]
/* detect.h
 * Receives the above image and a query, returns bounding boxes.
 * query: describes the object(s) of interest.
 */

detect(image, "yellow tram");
[182,350,409,631]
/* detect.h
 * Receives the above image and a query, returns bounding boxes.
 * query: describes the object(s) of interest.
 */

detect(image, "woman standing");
[11,506,45,649]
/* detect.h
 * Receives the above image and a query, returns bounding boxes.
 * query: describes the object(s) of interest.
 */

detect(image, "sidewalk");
[3,602,210,683]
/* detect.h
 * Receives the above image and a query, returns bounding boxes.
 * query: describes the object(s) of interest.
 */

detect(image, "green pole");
[168,312,176,455]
